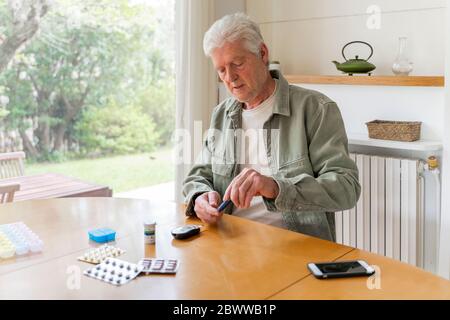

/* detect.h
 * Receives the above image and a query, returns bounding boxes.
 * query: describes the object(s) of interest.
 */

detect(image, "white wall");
[215,0,246,19]
[438,2,450,280]
[247,0,446,75]
[298,84,445,141]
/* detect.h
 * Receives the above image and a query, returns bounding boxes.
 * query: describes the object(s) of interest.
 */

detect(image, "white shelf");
[348,133,442,152]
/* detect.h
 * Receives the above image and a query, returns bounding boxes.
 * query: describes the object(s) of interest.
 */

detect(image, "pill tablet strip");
[78,244,125,264]
[0,222,43,259]
[84,258,143,286]
[138,258,179,274]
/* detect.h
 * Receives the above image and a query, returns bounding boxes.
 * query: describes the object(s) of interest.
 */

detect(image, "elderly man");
[182,13,360,241]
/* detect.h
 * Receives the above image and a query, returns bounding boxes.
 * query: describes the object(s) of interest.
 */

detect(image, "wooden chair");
[0,183,20,203]
[0,151,25,179]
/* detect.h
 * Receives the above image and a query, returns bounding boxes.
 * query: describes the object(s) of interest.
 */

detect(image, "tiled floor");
[114,181,175,202]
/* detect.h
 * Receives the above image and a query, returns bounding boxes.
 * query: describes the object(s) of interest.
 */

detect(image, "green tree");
[0,0,173,159]
[138,78,175,146]
[0,0,50,74]
[74,101,159,156]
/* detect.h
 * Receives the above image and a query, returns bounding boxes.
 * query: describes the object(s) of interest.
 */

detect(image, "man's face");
[210,40,270,106]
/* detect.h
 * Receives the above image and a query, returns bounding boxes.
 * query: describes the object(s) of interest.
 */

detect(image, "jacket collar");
[226,69,291,119]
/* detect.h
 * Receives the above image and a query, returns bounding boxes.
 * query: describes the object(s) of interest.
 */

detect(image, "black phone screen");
[315,261,368,275]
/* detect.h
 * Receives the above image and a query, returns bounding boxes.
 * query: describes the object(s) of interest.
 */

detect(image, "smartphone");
[307,260,375,279]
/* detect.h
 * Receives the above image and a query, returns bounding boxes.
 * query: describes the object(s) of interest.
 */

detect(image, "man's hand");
[194,191,223,224]
[223,168,279,209]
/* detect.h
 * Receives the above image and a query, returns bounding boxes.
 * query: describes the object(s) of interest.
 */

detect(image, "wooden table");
[269,249,450,300]
[0,173,112,201]
[0,198,449,299]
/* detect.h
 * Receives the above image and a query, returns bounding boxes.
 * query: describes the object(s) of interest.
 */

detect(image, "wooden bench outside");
[0,151,25,179]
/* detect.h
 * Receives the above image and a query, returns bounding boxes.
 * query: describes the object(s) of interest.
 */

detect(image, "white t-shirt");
[233,80,283,228]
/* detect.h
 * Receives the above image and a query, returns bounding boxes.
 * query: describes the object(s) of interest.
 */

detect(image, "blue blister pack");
[88,228,116,243]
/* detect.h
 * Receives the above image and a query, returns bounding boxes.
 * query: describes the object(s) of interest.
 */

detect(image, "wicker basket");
[365,120,421,142]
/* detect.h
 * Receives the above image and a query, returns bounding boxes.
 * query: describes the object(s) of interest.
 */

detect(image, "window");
[0,0,175,199]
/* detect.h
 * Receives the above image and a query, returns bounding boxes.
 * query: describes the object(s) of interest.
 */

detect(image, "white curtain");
[174,0,218,204]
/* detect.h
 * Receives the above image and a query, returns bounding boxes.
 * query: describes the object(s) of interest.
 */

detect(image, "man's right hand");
[194,191,223,224]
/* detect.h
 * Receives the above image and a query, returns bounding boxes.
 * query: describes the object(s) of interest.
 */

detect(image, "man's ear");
[260,43,270,66]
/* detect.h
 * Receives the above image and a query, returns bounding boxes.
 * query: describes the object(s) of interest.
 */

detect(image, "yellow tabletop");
[0,198,352,299]
[269,249,450,300]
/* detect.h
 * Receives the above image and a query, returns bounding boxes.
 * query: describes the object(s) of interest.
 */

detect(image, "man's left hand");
[223,168,279,209]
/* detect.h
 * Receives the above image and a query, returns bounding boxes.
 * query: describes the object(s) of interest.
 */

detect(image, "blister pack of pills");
[138,258,179,274]
[0,222,43,259]
[78,244,125,264]
[84,258,143,286]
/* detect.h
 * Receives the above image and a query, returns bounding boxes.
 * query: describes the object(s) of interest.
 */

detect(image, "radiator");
[335,153,425,267]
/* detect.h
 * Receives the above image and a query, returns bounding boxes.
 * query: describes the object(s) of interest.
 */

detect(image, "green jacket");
[182,70,361,242]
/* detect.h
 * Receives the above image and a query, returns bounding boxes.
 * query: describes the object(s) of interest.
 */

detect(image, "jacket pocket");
[278,155,306,170]
[208,137,223,157]
[211,155,234,177]
[277,155,311,184]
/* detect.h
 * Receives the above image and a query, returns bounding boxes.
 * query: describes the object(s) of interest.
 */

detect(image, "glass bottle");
[392,37,413,76]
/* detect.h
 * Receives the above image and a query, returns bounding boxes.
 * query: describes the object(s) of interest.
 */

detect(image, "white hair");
[203,13,265,58]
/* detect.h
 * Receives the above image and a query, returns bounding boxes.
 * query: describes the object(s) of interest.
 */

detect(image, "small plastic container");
[0,222,44,259]
[0,245,15,259]
[29,239,44,253]
[143,220,156,245]
[15,242,29,255]
[88,228,116,243]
